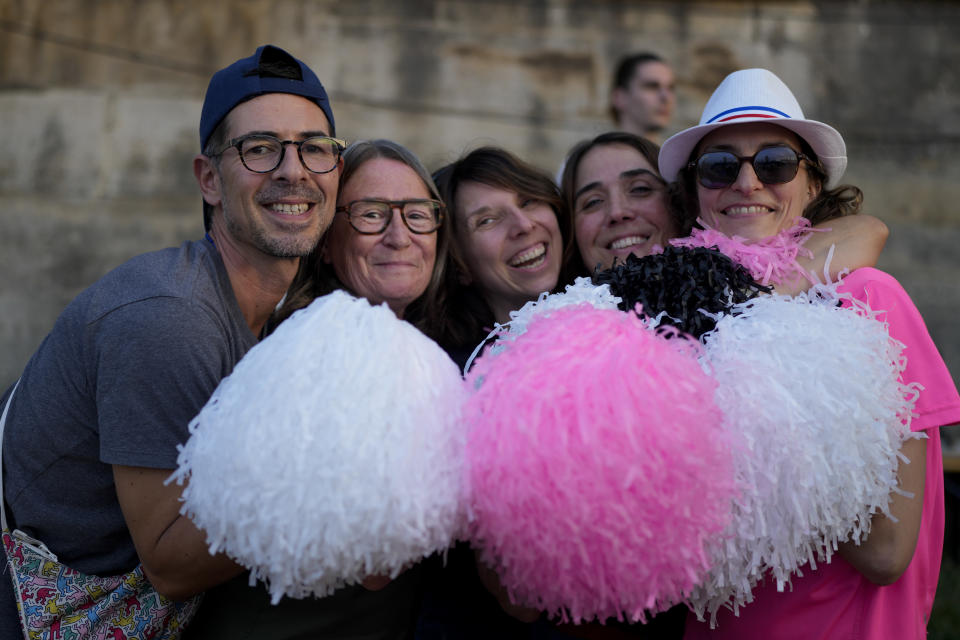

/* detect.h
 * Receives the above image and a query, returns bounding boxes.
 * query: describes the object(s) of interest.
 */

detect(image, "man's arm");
[114,465,245,601]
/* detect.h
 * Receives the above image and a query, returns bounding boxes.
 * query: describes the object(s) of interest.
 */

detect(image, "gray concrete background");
[2,1,958,405]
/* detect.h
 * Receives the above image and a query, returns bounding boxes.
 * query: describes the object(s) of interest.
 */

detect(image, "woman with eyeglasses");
[653,68,960,640]
[278,139,449,338]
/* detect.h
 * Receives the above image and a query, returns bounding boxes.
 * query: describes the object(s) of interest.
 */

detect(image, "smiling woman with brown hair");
[559,131,680,278]
[432,146,568,367]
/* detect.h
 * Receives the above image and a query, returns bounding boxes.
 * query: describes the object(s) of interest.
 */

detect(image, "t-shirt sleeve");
[839,268,960,433]
[92,296,233,469]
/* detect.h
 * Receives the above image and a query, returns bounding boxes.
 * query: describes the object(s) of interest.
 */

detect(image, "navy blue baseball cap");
[199,44,336,149]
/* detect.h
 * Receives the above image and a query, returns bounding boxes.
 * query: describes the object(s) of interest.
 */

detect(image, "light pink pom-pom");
[463,305,740,624]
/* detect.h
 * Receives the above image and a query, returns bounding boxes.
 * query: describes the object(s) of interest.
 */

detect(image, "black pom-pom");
[593,246,772,338]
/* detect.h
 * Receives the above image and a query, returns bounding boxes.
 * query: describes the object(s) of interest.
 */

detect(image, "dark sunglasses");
[690,145,808,189]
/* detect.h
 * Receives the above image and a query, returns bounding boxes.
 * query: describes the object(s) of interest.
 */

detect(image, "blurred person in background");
[609,52,676,144]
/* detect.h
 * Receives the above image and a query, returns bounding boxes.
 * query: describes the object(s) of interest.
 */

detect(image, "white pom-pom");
[504,277,621,337]
[690,284,919,624]
[465,278,621,369]
[169,290,467,603]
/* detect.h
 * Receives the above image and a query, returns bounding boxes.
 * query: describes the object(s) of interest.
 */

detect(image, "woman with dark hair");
[277,138,449,340]
[432,146,567,367]
[654,68,960,640]
[559,131,680,279]
[422,146,563,636]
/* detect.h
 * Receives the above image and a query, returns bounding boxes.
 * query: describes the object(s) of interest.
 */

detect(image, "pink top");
[685,268,960,640]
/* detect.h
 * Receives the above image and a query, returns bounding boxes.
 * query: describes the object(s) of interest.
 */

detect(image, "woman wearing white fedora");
[659,68,960,640]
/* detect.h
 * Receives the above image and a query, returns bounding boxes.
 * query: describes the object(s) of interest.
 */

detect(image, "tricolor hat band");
[706,105,793,124]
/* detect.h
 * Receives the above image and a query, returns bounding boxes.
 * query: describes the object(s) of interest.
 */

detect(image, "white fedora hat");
[658,68,847,188]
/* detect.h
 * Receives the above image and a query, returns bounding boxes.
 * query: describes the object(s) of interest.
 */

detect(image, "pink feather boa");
[670,218,825,286]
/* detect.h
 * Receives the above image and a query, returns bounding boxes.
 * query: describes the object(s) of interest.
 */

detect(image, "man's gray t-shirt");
[1,238,256,636]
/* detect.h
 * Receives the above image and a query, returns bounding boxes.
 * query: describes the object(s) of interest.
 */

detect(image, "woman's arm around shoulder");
[787,215,889,294]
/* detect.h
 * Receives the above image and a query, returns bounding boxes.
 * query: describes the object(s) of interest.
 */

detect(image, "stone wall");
[2,0,959,395]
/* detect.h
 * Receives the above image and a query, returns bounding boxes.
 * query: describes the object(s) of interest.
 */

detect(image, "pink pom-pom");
[463,305,740,624]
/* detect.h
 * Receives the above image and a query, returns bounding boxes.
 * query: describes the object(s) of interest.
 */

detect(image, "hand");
[474,553,541,623]
[360,574,393,590]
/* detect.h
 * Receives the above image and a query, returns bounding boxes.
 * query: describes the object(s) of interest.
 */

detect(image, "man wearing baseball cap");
[0,46,406,639]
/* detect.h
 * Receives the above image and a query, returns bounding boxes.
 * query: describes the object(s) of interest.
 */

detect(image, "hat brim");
[659,117,847,189]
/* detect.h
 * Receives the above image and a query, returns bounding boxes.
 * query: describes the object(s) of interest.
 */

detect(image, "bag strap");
[0,380,21,532]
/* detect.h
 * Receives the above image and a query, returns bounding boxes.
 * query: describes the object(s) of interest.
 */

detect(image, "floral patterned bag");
[1,382,201,639]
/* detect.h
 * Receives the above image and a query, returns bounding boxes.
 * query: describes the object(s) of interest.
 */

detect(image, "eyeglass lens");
[239,136,340,173]
[347,200,441,234]
[696,146,802,189]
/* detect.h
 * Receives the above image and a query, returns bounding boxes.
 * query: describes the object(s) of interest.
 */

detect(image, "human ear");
[610,87,628,114]
[194,154,222,208]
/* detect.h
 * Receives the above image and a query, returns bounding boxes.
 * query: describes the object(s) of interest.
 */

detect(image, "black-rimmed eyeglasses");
[213,134,346,174]
[689,145,808,189]
[336,199,444,235]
